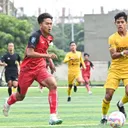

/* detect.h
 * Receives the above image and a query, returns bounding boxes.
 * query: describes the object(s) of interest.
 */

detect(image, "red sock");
[85,84,90,92]
[7,93,17,105]
[48,90,58,114]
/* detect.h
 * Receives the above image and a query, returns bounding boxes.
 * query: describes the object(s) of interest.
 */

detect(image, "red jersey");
[82,60,94,76]
[21,30,53,70]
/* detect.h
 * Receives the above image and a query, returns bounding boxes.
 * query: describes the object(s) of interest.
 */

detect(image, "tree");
[48,45,65,66]
[0,14,32,58]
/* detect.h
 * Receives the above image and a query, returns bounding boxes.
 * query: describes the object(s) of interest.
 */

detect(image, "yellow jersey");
[63,51,85,73]
[109,32,128,74]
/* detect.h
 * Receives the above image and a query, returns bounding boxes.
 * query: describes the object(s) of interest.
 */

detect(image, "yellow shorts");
[68,72,82,85]
[104,71,128,90]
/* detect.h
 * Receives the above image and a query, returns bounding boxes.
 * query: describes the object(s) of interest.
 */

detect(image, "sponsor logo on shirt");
[31,37,36,44]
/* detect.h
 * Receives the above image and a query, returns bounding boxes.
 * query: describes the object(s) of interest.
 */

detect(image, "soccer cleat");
[88,91,92,95]
[73,85,77,92]
[100,118,107,124]
[117,101,127,118]
[49,114,63,125]
[3,101,10,117]
[67,97,71,102]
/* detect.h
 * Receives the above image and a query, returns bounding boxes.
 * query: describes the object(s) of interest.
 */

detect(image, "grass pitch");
[0,86,127,128]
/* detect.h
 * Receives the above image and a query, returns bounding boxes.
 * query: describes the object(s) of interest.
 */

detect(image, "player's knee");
[16,93,25,101]
[105,93,113,101]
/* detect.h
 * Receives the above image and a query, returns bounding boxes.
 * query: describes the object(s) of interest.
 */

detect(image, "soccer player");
[3,13,62,125]
[63,41,86,102]
[38,61,55,93]
[100,12,128,124]
[0,43,21,96]
[81,53,94,94]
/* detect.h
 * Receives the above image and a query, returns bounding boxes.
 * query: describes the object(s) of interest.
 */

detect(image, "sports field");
[0,86,127,128]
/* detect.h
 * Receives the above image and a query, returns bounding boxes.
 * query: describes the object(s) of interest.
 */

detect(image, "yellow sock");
[102,99,110,115]
[12,87,17,93]
[121,94,128,104]
[67,86,72,97]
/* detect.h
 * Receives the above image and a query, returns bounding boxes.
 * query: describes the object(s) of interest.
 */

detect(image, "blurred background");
[0,0,128,85]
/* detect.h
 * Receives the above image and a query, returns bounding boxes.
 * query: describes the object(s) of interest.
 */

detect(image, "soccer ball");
[108,111,126,128]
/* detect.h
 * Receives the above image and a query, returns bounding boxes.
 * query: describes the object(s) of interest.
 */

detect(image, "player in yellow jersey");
[101,12,128,124]
[63,41,86,102]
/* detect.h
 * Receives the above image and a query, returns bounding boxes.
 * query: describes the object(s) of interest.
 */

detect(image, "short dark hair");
[114,12,127,22]
[37,13,53,24]
[70,41,76,45]
[84,53,89,57]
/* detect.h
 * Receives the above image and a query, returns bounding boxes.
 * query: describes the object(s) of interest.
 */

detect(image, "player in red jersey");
[3,13,62,125]
[81,53,94,94]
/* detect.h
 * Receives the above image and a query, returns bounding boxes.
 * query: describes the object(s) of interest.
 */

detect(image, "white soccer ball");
[108,111,126,128]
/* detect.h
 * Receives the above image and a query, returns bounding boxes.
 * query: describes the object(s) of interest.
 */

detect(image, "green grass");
[0,87,127,128]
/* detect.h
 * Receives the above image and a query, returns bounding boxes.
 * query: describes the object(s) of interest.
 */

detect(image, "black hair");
[37,13,53,24]
[84,53,89,57]
[114,12,127,22]
[70,41,76,45]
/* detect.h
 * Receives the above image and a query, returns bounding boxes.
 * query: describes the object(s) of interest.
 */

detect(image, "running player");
[0,43,21,96]
[100,12,128,124]
[3,13,62,125]
[81,53,94,94]
[63,41,86,102]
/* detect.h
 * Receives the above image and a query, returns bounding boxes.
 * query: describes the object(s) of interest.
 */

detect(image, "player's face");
[84,55,89,60]
[40,18,53,34]
[8,43,14,52]
[115,17,127,32]
[70,43,77,52]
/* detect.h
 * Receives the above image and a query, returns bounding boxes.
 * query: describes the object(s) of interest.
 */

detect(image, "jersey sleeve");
[63,53,70,63]
[90,61,94,67]
[0,54,6,62]
[28,31,40,49]
[17,54,21,64]
[108,36,116,50]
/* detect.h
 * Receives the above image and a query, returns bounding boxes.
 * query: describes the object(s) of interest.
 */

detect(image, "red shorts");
[82,75,90,83]
[18,67,52,95]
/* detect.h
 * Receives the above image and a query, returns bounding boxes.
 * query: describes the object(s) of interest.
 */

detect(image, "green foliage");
[0,14,32,59]
[48,45,65,65]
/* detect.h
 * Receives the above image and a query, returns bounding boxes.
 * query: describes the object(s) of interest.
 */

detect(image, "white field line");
[0,123,127,128]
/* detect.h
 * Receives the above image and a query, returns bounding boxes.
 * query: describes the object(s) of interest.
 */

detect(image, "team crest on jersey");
[31,37,36,44]
[7,57,10,60]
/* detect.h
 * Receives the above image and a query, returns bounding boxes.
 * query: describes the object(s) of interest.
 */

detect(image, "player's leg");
[7,80,13,96]
[5,71,13,96]
[117,79,128,118]
[84,76,92,94]
[67,73,74,102]
[38,84,44,93]
[100,74,119,124]
[12,72,18,94]
[73,81,80,92]
[36,68,62,125]
[3,69,34,116]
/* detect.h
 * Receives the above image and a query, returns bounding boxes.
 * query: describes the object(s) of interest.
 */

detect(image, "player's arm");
[109,37,124,59]
[0,55,7,66]
[90,61,94,69]
[63,53,71,63]
[27,33,57,59]
[80,53,86,69]
[47,50,56,74]
[16,54,21,75]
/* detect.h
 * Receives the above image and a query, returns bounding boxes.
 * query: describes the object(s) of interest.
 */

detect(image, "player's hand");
[3,63,7,66]
[48,54,58,59]
[49,64,56,74]
[123,50,128,55]
[69,57,74,60]
[83,66,86,70]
